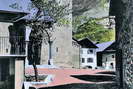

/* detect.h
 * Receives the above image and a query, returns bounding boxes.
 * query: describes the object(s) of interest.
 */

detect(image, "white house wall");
[0,22,25,89]
[102,53,116,70]
[0,22,12,36]
[80,48,97,69]
[0,22,12,54]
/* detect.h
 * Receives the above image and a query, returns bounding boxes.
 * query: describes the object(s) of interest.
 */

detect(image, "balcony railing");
[0,36,26,56]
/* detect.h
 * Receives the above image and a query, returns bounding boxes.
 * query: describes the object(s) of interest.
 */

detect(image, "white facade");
[80,48,97,69]
[102,53,116,70]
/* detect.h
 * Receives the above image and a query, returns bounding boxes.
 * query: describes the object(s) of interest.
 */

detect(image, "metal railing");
[0,36,26,56]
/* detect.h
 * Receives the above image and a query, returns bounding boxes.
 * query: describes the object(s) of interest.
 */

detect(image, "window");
[87,58,93,63]
[82,58,85,63]
[80,50,83,54]
[112,55,115,58]
[87,49,93,54]
[106,58,108,61]
[56,47,58,52]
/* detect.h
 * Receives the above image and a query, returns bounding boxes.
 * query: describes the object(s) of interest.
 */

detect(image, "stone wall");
[72,39,80,68]
[110,0,133,89]
[40,26,80,68]
[40,26,73,68]
[40,0,80,68]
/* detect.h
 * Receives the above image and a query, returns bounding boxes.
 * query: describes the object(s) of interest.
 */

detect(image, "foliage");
[31,0,71,25]
[23,0,71,81]
[73,16,88,31]
[73,18,115,43]
[26,0,71,46]
[100,0,109,9]
[9,0,70,75]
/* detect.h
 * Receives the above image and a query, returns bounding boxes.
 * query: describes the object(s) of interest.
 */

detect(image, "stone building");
[40,22,80,68]
[40,25,73,68]
[110,0,133,89]
[40,0,80,68]
[72,38,81,68]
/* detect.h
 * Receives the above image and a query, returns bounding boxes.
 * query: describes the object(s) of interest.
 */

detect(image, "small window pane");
[82,58,85,63]
[90,50,93,53]
[56,47,58,52]
[87,49,93,54]
[112,55,115,58]
[87,58,93,62]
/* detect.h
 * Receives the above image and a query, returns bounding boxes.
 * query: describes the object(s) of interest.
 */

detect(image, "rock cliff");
[72,0,109,18]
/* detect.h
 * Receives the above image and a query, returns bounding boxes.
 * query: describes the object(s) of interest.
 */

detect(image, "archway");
[110,0,133,89]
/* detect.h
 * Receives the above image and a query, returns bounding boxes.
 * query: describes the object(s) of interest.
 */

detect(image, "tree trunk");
[32,63,38,82]
[48,41,53,65]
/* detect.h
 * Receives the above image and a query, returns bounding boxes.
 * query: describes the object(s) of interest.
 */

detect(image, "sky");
[0,0,31,13]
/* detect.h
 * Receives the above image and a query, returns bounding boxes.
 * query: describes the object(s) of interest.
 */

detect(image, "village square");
[0,0,132,89]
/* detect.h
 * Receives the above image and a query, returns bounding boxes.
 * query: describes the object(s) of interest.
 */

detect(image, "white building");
[96,41,116,70]
[78,38,98,69]
[102,53,116,70]
[0,10,28,89]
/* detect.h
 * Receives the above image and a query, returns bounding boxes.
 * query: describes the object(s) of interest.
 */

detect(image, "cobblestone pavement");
[26,68,118,89]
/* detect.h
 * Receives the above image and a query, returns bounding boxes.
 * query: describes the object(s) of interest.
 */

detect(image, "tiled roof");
[78,38,98,48]
[96,41,115,52]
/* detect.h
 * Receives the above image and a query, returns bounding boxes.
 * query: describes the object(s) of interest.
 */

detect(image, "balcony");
[0,36,26,58]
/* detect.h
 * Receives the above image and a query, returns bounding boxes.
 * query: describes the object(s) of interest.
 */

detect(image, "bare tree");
[26,0,71,81]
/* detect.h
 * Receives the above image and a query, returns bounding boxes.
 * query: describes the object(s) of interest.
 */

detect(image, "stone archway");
[110,0,133,89]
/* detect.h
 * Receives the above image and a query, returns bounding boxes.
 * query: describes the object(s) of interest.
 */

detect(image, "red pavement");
[25,68,114,88]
